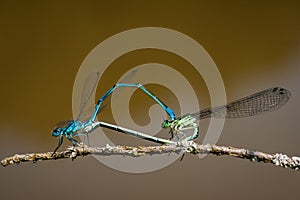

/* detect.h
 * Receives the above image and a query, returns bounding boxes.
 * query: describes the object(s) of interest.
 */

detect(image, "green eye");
[162,121,170,128]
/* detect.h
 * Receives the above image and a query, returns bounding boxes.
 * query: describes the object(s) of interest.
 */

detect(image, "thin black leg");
[52,135,63,155]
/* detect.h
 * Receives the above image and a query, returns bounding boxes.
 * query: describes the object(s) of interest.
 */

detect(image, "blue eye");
[52,128,62,137]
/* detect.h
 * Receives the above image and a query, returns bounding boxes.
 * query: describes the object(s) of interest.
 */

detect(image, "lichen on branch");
[1,142,300,171]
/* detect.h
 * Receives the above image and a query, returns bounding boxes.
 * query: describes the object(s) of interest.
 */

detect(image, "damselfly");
[51,73,177,153]
[162,87,291,141]
[51,70,290,152]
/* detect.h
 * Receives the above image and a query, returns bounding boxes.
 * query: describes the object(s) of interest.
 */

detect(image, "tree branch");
[2,120,299,170]
[2,142,300,171]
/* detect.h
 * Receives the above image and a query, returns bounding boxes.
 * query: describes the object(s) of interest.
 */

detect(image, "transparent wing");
[76,68,137,122]
[191,87,291,120]
[77,96,109,122]
[76,71,100,121]
[54,120,73,129]
[118,68,138,83]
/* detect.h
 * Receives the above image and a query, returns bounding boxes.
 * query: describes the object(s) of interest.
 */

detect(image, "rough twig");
[1,142,300,171]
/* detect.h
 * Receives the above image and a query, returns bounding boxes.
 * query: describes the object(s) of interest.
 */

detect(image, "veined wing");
[191,87,291,120]
[77,68,138,122]
[54,120,73,129]
[76,71,100,121]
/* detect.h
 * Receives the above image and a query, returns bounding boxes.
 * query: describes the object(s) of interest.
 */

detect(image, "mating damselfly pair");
[51,72,291,153]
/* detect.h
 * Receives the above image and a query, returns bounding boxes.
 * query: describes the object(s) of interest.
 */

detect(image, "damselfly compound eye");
[52,128,62,137]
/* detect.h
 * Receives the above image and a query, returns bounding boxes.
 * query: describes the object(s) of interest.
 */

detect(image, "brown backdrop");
[1,1,300,200]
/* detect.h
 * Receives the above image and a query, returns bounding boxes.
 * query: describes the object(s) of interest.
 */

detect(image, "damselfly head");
[162,120,171,128]
[52,127,62,137]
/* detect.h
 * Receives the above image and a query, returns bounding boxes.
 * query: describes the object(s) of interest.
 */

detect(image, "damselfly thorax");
[167,114,199,141]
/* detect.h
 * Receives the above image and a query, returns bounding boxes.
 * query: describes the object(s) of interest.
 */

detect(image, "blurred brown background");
[1,1,300,200]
